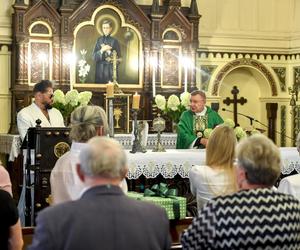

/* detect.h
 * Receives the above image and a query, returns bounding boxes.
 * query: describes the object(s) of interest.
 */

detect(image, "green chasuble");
[176,107,223,149]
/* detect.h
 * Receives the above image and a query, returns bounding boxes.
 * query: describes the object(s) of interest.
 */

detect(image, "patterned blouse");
[181,188,300,249]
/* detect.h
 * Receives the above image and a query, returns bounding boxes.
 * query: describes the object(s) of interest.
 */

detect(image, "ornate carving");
[212,58,277,96]
[28,17,57,34]
[292,105,300,145]
[18,13,24,33]
[294,66,300,87]
[280,105,286,147]
[52,44,60,81]
[31,24,50,34]
[200,65,217,91]
[63,16,69,34]
[166,24,187,40]
[273,67,286,91]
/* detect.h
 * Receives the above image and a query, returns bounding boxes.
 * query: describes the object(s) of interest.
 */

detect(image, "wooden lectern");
[22,123,70,225]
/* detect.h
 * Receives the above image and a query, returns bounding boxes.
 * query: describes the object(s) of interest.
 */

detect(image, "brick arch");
[212,58,278,96]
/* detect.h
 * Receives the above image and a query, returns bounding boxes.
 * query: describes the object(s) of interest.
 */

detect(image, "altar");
[1,133,299,176]
[1,133,299,219]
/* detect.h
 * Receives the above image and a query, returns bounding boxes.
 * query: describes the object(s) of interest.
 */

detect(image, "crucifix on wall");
[106,50,122,83]
[223,86,247,126]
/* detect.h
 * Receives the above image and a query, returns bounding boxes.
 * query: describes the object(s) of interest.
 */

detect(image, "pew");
[22,217,192,249]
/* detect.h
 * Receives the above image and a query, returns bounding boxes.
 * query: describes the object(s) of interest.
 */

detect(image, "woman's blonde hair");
[206,125,236,168]
[69,105,109,142]
[205,125,237,194]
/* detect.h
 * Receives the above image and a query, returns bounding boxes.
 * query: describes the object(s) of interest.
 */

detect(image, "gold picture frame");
[71,5,143,88]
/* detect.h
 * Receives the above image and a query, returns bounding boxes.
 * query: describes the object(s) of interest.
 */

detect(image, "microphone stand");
[222,108,293,140]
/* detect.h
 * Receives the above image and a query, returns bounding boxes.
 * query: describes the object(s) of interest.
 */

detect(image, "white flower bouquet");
[203,118,260,140]
[154,92,191,123]
[52,89,92,121]
[78,49,90,83]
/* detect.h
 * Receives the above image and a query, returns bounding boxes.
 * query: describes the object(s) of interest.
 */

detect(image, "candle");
[184,63,188,92]
[106,82,114,98]
[42,61,45,80]
[152,64,156,98]
[132,92,140,109]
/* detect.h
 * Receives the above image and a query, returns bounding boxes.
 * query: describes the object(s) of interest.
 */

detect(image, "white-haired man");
[30,137,171,250]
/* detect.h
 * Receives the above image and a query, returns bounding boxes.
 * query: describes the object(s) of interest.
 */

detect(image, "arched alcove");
[212,58,278,96]
[218,66,272,130]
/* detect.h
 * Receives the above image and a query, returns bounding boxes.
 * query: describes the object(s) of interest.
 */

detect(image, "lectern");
[22,122,71,225]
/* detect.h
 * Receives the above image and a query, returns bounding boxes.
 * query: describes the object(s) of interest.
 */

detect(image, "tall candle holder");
[107,97,114,137]
[130,109,146,153]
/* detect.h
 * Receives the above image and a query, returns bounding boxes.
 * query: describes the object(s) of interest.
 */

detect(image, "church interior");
[0,0,300,249]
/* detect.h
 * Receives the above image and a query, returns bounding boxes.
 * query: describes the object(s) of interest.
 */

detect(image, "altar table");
[1,134,299,177]
[126,147,300,179]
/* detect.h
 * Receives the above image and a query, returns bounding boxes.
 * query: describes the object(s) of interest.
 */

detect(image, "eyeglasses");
[43,92,53,98]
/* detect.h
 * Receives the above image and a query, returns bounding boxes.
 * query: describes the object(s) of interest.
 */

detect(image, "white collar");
[195,106,207,116]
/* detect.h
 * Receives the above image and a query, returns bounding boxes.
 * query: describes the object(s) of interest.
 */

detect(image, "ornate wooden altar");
[10,0,200,133]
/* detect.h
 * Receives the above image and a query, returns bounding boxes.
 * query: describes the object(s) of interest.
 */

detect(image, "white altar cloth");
[1,134,299,177]
[126,147,300,179]
[126,149,205,179]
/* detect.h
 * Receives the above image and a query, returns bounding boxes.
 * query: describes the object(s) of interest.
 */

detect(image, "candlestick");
[132,92,140,110]
[108,98,114,138]
[130,109,146,153]
[150,56,157,98]
[106,82,114,98]
[42,61,45,80]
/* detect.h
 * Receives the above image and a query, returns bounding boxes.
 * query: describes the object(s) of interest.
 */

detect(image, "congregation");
[1,81,300,249]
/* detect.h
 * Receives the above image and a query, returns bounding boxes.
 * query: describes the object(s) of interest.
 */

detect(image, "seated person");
[189,125,237,211]
[0,189,23,250]
[278,174,300,200]
[181,134,300,249]
[0,163,12,195]
[278,131,300,199]
[176,90,223,149]
[50,105,127,205]
[17,80,64,141]
[30,137,171,250]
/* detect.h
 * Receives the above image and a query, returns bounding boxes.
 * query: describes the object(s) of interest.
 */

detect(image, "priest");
[176,90,223,149]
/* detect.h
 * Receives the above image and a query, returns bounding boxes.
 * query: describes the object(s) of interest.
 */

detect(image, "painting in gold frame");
[160,45,182,89]
[72,5,143,88]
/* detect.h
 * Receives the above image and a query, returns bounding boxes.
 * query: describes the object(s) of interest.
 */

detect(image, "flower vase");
[64,116,70,126]
[172,121,178,133]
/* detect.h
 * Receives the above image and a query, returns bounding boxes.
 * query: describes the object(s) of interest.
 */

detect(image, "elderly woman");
[189,125,237,211]
[50,105,127,205]
[182,134,300,249]
[278,132,300,199]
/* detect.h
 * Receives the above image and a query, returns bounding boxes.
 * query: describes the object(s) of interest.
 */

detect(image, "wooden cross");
[223,86,247,126]
[106,50,122,83]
